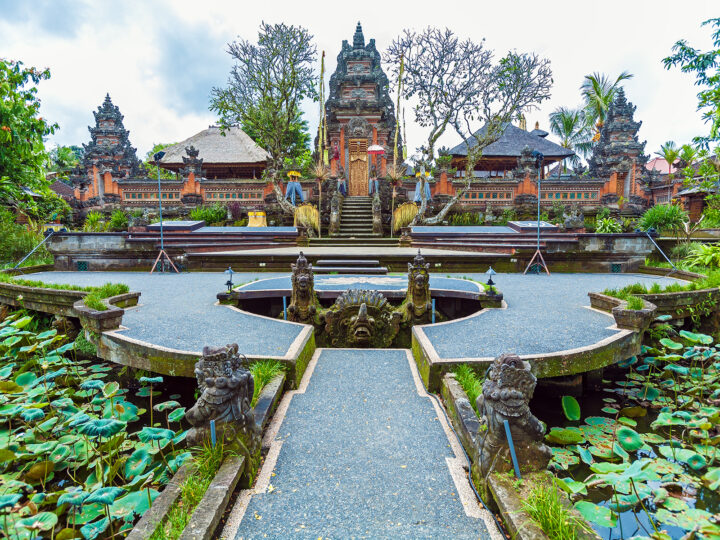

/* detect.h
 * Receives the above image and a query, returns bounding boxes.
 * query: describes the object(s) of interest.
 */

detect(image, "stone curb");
[253,372,286,435]
[440,374,481,459]
[179,455,246,540]
[125,462,194,540]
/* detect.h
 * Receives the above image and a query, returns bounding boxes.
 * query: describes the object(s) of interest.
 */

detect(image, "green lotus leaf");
[135,387,160,398]
[85,486,124,506]
[617,417,637,427]
[12,316,32,329]
[0,362,15,379]
[80,517,108,540]
[0,404,22,417]
[637,386,660,401]
[557,477,587,495]
[67,413,91,428]
[548,447,579,470]
[678,330,713,344]
[577,446,594,465]
[49,444,71,463]
[169,393,181,399]
[38,417,59,432]
[109,489,159,520]
[139,376,163,384]
[55,528,83,540]
[560,395,580,421]
[655,314,672,321]
[601,407,618,415]
[25,460,54,483]
[686,452,707,471]
[0,493,22,510]
[168,407,186,423]
[78,418,126,438]
[167,452,192,473]
[618,406,646,418]
[0,380,23,393]
[588,444,615,459]
[640,433,666,445]
[590,462,627,474]
[153,400,180,412]
[659,338,683,350]
[702,467,720,490]
[665,364,690,376]
[16,511,58,531]
[585,416,616,430]
[573,501,617,528]
[102,381,119,398]
[655,507,712,531]
[80,380,104,392]
[73,504,106,525]
[661,496,689,512]
[137,427,175,442]
[608,493,640,512]
[124,447,152,479]
[172,431,187,445]
[103,398,138,422]
[57,490,89,507]
[616,427,643,452]
[21,408,45,421]
[0,449,16,462]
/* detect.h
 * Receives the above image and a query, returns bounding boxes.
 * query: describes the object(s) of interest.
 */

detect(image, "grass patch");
[150,441,229,540]
[523,481,591,540]
[625,296,645,310]
[249,359,285,406]
[603,269,720,299]
[82,282,130,311]
[453,364,484,415]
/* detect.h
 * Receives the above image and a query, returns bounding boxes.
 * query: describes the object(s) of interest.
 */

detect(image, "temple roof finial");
[353,22,365,49]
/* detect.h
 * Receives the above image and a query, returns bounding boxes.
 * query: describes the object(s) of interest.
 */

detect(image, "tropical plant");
[82,211,106,232]
[210,22,317,216]
[685,242,720,268]
[108,209,129,232]
[548,107,593,170]
[189,204,226,224]
[595,217,622,234]
[655,141,680,181]
[580,71,634,138]
[0,208,50,267]
[663,17,720,148]
[638,204,688,234]
[453,365,483,415]
[143,142,177,180]
[248,360,285,406]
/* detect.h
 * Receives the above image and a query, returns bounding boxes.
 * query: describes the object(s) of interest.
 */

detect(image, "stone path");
[222,348,500,539]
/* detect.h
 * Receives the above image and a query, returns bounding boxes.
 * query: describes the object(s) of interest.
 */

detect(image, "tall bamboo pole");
[391,54,404,239]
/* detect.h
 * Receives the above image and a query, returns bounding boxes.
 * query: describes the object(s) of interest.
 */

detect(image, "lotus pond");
[541,329,720,540]
[0,309,196,539]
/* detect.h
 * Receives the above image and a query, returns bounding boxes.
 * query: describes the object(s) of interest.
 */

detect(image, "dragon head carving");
[322,289,400,348]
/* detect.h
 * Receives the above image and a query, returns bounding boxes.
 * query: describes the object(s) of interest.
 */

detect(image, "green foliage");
[47,145,82,179]
[0,59,58,214]
[670,241,702,261]
[625,296,645,310]
[448,212,483,226]
[496,207,517,225]
[83,282,130,312]
[189,204,227,224]
[548,107,593,167]
[596,207,611,220]
[108,209,128,232]
[0,208,51,267]
[663,17,720,148]
[581,71,633,134]
[638,204,688,233]
[83,211,107,232]
[523,481,591,540]
[595,218,622,234]
[453,365,484,415]
[0,309,187,539]
[73,332,97,356]
[210,22,317,167]
[248,360,285,406]
[685,242,720,268]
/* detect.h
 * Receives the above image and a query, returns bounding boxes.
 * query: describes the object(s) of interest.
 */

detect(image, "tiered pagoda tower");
[72,94,143,203]
[587,89,649,203]
[325,22,400,196]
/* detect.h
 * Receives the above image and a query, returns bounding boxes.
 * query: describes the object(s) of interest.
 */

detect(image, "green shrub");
[82,282,130,311]
[671,241,702,261]
[638,204,688,234]
[701,207,720,228]
[595,218,622,234]
[685,242,720,269]
[449,212,483,226]
[625,296,644,310]
[596,207,611,220]
[249,359,285,406]
[0,209,50,267]
[189,204,227,224]
[108,209,129,231]
[82,210,106,232]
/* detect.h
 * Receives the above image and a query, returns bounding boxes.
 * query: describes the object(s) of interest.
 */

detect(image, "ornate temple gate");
[348,139,368,196]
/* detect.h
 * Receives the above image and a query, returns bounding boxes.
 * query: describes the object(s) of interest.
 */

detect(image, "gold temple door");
[348,139,368,196]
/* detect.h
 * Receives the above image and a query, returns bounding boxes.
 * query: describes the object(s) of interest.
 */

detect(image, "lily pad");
[125,447,152,479]
[16,511,58,531]
[545,427,584,445]
[659,338,683,350]
[561,395,581,421]
[168,407,186,423]
[616,427,643,452]
[80,517,109,540]
[85,486,124,505]
[573,501,617,528]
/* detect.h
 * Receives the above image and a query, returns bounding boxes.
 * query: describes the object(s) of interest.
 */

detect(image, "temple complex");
[325,22,400,195]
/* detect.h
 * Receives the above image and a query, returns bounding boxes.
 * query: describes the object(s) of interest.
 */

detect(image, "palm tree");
[581,71,634,139]
[548,107,593,172]
[655,141,680,181]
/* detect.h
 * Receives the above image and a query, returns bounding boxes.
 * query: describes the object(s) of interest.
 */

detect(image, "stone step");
[315,259,382,267]
[313,266,388,274]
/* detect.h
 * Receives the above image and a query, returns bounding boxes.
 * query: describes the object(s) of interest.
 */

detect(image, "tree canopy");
[663,17,720,148]
[0,59,58,213]
[385,28,553,223]
[143,142,177,180]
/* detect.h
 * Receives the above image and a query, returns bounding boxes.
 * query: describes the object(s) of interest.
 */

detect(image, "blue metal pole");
[210,419,216,447]
[431,298,436,324]
[503,420,522,479]
[283,297,287,320]
[157,163,164,254]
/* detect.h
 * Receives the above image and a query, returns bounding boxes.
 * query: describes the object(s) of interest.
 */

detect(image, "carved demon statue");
[474,353,551,482]
[322,289,401,348]
[287,252,319,324]
[397,249,432,323]
[185,344,260,456]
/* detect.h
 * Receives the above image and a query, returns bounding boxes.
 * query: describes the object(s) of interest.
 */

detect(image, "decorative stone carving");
[563,205,585,230]
[185,344,260,454]
[475,353,552,482]
[397,249,432,323]
[322,289,401,348]
[287,252,319,324]
[329,192,341,236]
[372,193,382,235]
[347,117,371,139]
[179,145,205,180]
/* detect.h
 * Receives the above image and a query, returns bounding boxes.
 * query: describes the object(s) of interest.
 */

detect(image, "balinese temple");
[324,22,400,196]
[68,96,275,207]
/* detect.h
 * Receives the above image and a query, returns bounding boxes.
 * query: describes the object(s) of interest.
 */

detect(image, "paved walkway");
[222,349,499,539]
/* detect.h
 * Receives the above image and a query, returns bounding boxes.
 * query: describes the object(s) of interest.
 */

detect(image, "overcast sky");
[1,0,717,162]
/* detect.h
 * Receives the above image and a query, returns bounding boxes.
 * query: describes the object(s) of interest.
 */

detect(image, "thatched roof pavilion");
[159,125,269,179]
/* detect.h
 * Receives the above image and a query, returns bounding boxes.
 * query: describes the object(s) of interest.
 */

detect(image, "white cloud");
[2,0,717,159]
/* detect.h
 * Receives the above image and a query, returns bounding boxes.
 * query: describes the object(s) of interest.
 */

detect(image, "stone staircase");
[337,196,380,238]
[313,259,388,275]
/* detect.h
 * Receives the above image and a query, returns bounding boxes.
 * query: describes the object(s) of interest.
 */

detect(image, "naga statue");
[185,344,260,459]
[396,249,432,324]
[474,353,551,483]
[287,252,319,324]
[321,289,401,348]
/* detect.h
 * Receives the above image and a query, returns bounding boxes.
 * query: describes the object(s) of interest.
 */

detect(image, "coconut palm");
[581,71,634,138]
[548,107,593,172]
[655,141,680,181]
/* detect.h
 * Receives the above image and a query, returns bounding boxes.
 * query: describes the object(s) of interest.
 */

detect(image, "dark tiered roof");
[448,123,574,160]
